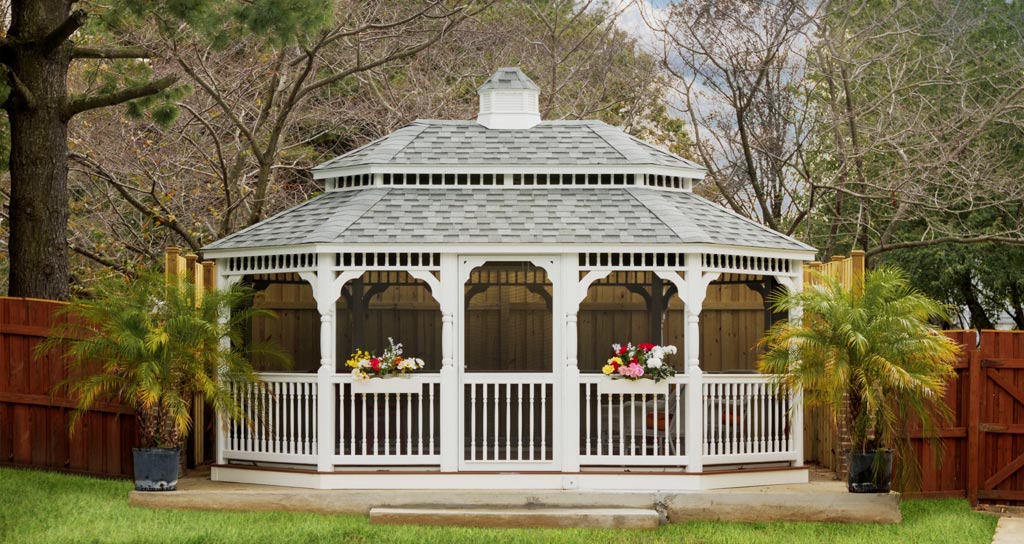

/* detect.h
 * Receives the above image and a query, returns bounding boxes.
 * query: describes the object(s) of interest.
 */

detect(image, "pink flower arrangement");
[602,342,678,382]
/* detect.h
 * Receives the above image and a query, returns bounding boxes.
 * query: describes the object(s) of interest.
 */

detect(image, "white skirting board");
[211,465,809,491]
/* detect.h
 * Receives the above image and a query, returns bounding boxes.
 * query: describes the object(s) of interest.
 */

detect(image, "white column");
[313,253,339,473]
[683,253,705,473]
[213,264,241,466]
[561,254,581,475]
[439,254,459,472]
[780,262,805,466]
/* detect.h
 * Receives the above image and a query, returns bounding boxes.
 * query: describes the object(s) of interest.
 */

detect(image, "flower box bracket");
[351,376,423,395]
[597,378,668,396]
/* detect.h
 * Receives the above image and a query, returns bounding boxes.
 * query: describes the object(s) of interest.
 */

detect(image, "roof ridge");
[683,192,815,251]
[299,188,391,244]
[619,132,701,169]
[313,123,427,170]
[384,122,430,162]
[202,191,335,251]
[626,187,712,244]
[584,121,632,163]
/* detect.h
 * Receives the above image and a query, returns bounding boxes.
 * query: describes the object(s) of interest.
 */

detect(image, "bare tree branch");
[64,75,178,119]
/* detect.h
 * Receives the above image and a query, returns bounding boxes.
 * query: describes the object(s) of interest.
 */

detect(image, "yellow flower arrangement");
[346,349,371,369]
[602,364,615,375]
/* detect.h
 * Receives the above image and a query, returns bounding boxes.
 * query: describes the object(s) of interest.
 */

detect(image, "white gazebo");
[202,67,817,491]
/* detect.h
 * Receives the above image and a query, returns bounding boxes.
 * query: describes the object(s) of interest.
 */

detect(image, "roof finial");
[476,67,541,130]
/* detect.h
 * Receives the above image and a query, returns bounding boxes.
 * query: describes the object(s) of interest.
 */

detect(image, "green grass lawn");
[0,467,997,544]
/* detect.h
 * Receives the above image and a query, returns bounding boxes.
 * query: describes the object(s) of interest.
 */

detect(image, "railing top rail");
[459,372,555,384]
[702,373,779,383]
[255,372,319,382]
[578,374,689,384]
[330,373,442,384]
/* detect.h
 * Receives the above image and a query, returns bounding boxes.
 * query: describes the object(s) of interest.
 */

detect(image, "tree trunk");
[5,0,74,300]
[959,272,994,330]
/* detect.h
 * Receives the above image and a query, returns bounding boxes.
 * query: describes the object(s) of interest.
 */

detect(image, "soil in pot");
[846,449,893,493]
[133,448,180,491]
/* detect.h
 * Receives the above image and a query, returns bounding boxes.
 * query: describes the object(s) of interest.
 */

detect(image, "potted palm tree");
[40,272,285,491]
[759,266,959,493]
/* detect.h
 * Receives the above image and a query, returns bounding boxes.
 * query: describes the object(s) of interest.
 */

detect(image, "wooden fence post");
[967,348,981,506]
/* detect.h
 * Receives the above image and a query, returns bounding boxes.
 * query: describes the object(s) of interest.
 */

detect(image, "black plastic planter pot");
[846,449,893,493]
[133,448,180,491]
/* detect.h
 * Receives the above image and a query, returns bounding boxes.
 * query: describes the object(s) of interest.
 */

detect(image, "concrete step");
[368,506,661,529]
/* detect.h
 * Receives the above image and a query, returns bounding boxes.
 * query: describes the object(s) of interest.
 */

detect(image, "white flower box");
[597,378,668,396]
[351,376,422,395]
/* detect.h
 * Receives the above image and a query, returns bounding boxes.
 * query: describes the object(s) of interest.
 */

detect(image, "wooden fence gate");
[970,348,1024,504]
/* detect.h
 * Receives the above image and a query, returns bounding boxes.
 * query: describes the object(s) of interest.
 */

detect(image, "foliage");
[37,272,287,449]
[0,468,999,543]
[803,0,1024,259]
[882,243,1024,329]
[62,0,692,289]
[758,267,959,483]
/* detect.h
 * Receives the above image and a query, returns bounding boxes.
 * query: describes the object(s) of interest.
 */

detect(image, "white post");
[683,253,705,473]
[213,264,241,466]
[561,253,581,475]
[439,254,459,472]
[785,262,805,466]
[313,253,338,473]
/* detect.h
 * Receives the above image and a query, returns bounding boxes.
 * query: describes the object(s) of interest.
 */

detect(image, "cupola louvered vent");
[477,67,541,130]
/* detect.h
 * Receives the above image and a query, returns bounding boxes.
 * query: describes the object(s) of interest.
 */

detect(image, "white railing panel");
[224,373,318,464]
[332,374,442,465]
[578,375,688,466]
[462,373,555,464]
[702,374,798,464]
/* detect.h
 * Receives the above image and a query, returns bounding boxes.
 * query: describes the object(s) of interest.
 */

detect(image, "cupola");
[476,67,541,130]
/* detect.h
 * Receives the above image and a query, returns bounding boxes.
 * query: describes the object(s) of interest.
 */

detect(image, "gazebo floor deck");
[129,465,901,524]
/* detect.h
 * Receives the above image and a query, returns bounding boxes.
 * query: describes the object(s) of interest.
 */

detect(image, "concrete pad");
[130,471,900,524]
[993,517,1024,544]
[369,507,660,529]
[664,481,901,524]
[129,482,653,516]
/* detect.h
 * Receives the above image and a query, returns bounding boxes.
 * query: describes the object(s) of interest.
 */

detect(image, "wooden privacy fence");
[0,297,138,477]
[165,248,217,467]
[908,330,1024,505]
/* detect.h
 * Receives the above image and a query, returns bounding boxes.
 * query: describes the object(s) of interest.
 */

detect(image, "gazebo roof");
[203,187,813,251]
[203,67,815,258]
[477,67,540,91]
[312,120,703,176]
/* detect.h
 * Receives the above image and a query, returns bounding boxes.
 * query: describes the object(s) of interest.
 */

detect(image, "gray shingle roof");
[203,188,813,252]
[312,120,704,172]
[478,67,540,91]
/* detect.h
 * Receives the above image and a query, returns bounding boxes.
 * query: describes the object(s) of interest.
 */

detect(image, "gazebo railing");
[221,372,799,469]
[702,374,798,464]
[224,373,319,464]
[578,374,689,466]
[332,374,442,465]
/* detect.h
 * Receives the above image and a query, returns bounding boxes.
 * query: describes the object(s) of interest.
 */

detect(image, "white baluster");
[505,383,511,462]
[517,383,524,461]
[584,384,591,456]
[482,384,489,461]
[364,393,372,456]
[428,383,435,455]
[493,383,501,461]
[528,384,535,461]
[417,388,424,456]
[540,383,547,461]
[470,385,477,461]
[618,393,624,456]
[674,383,682,457]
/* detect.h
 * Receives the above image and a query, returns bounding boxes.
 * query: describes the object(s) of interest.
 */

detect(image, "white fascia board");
[311,163,708,181]
[202,242,816,263]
